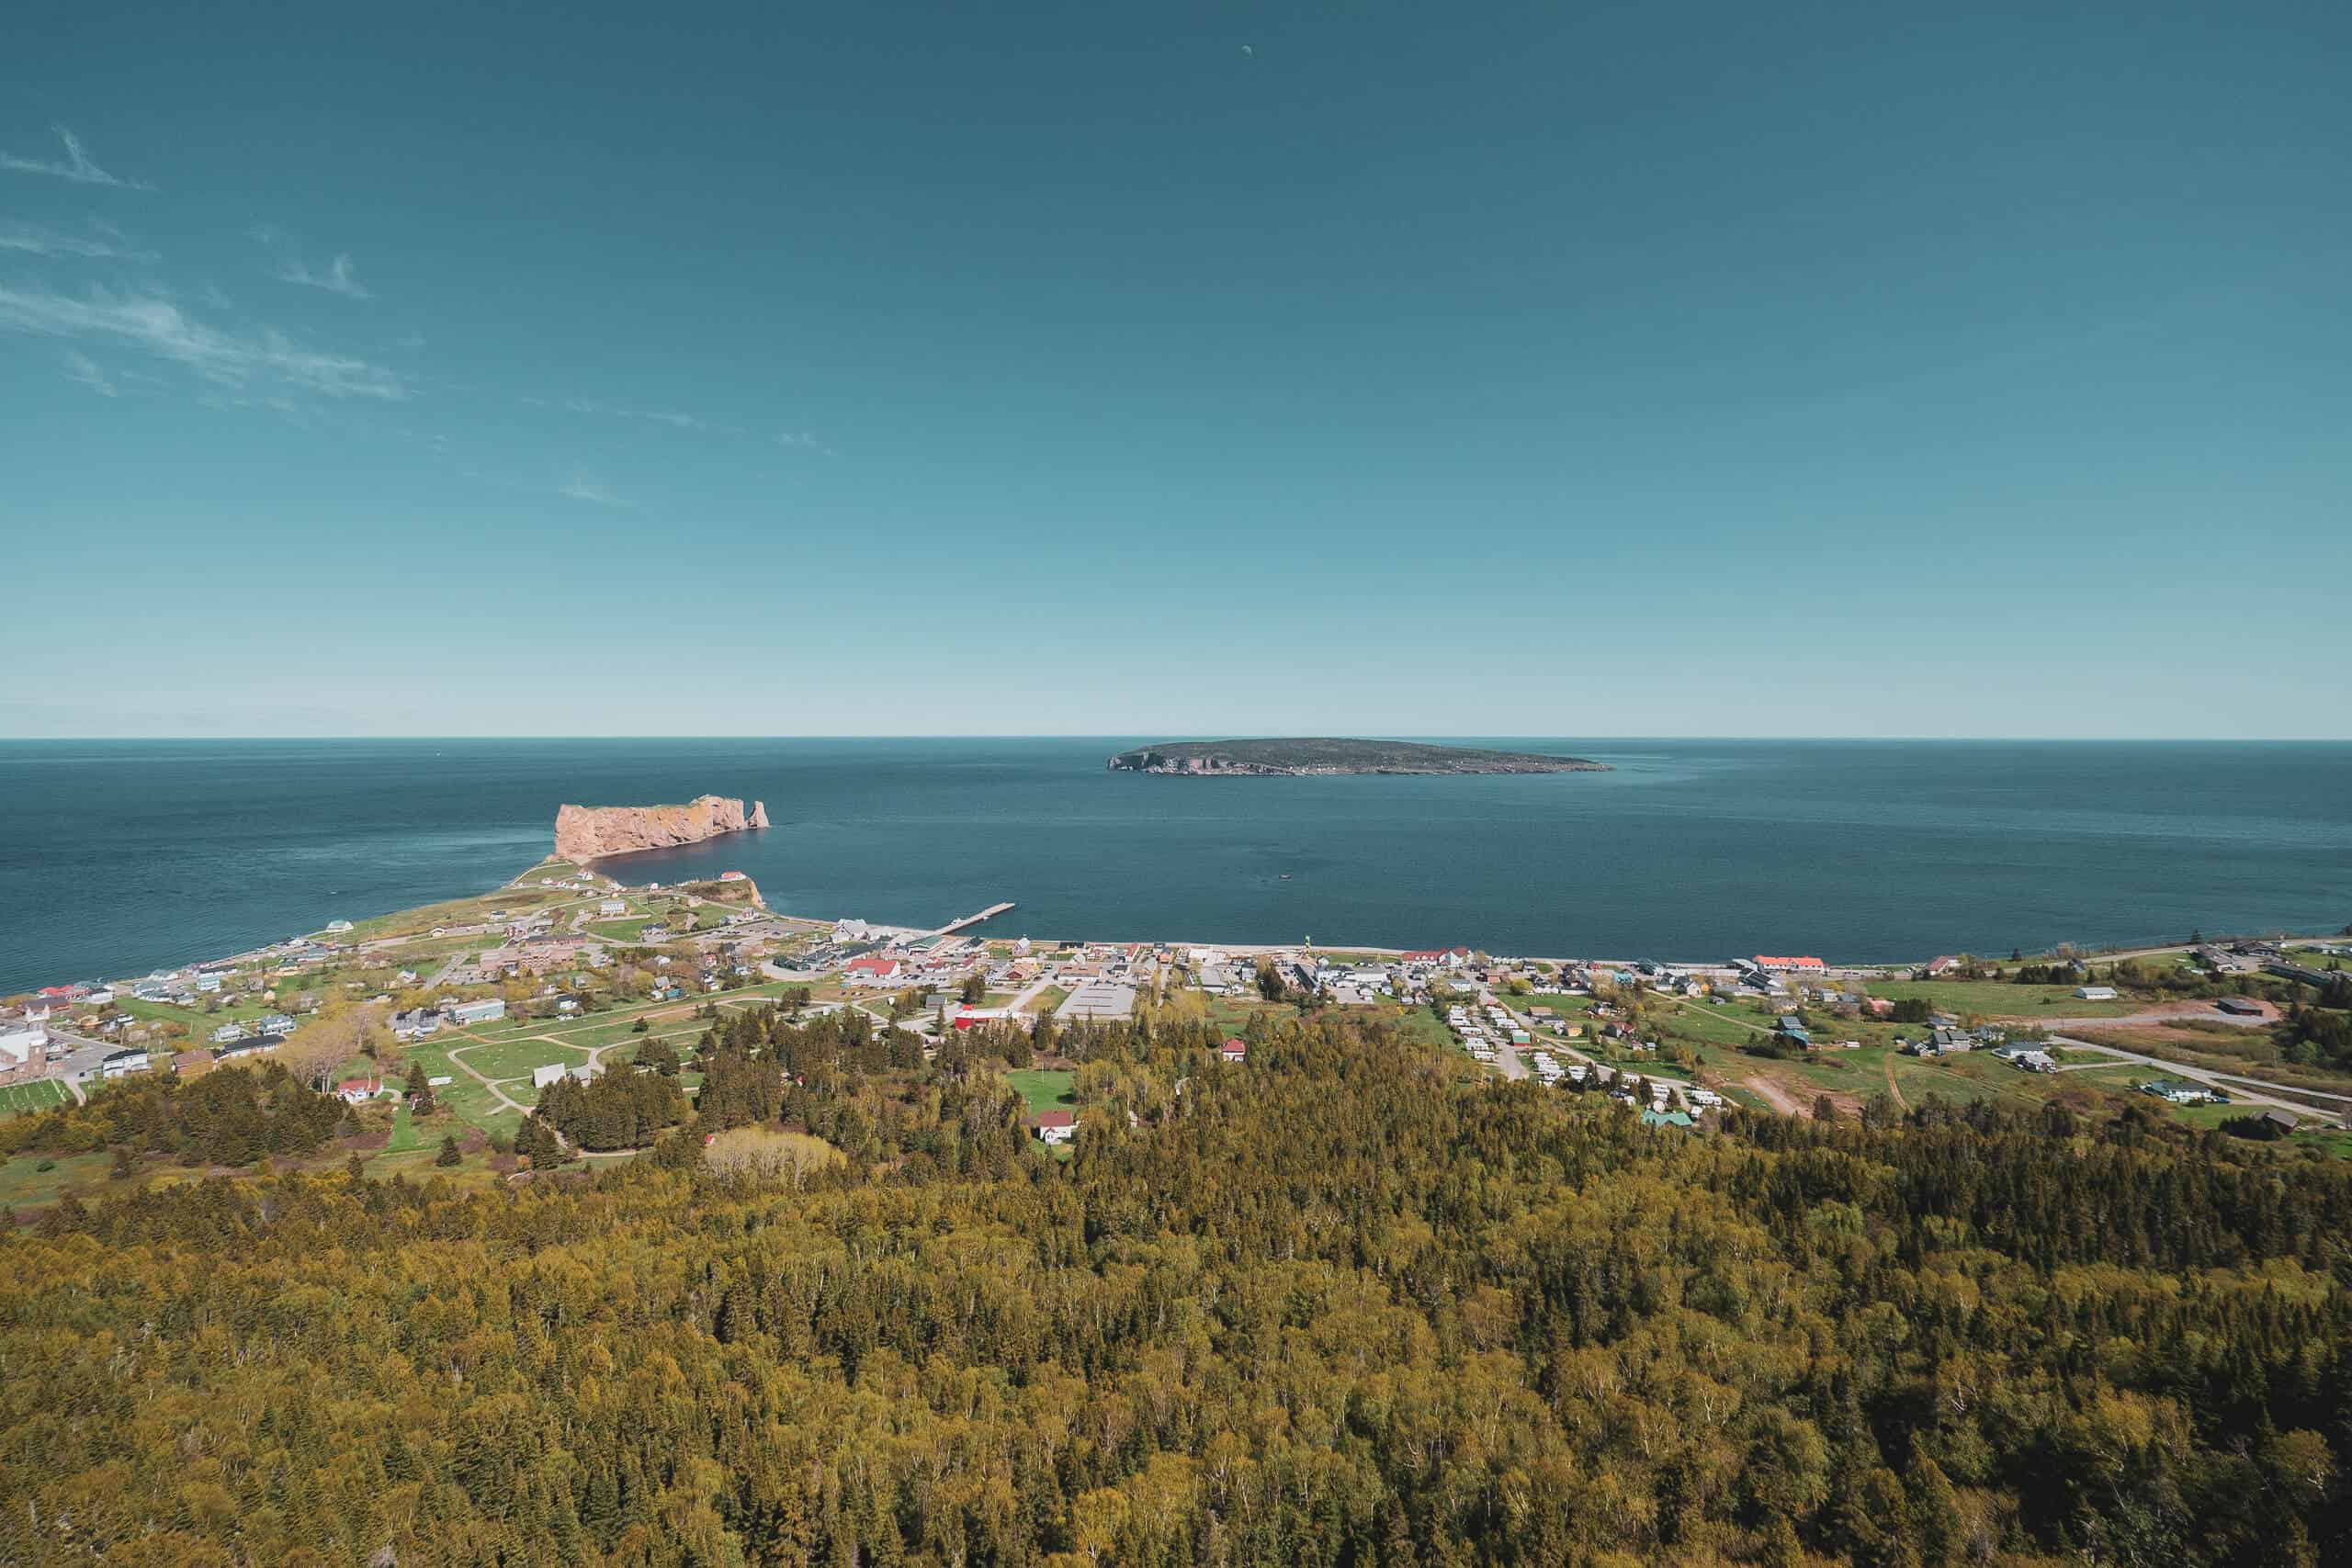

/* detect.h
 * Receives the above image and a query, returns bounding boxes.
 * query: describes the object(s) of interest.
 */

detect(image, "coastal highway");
[2048,1036,2352,1120]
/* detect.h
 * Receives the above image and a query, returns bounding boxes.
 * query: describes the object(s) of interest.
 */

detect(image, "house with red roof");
[1401,947,1472,968]
[843,954,904,986]
[1032,1109,1077,1145]
[335,1077,385,1105]
[1754,955,1826,973]
[1218,1038,1248,1063]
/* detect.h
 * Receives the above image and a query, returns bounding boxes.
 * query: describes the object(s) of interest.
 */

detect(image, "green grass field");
[1007,1068,1076,1113]
[0,1079,72,1116]
[448,1037,589,1084]
[386,1103,420,1153]
[0,1151,110,1207]
[591,919,655,942]
[1867,979,2143,1018]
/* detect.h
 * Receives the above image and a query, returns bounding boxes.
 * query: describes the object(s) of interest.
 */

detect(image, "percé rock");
[553,795,767,862]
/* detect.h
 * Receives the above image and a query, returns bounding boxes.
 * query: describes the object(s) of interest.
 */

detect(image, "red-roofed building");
[843,954,903,985]
[1754,955,1826,973]
[1924,955,1962,976]
[1218,1038,1248,1063]
[1032,1109,1077,1145]
[335,1077,384,1105]
[1400,947,1471,968]
[38,985,88,1002]
[718,870,748,882]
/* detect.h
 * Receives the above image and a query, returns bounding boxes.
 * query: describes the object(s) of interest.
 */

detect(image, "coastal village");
[5,819,2350,1207]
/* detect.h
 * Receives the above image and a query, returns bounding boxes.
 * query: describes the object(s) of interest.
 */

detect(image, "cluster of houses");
[393,997,508,1040]
[1447,999,1530,1065]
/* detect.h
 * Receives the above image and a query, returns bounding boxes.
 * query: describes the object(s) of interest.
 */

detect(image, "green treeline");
[0,1062,345,1168]
[1,1010,2347,1566]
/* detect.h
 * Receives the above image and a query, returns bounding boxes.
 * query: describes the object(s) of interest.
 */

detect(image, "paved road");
[2047,1035,2346,1120]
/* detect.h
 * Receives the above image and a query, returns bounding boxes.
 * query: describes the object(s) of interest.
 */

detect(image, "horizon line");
[4,733,2352,745]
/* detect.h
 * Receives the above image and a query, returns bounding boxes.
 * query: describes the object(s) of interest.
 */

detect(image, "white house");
[0,1026,44,1068]
[531,1063,568,1089]
[2075,985,2118,1001]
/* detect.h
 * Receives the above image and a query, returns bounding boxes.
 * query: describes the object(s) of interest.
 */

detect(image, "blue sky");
[4,1,2347,738]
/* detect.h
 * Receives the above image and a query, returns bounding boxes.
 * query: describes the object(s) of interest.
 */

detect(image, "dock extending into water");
[929,901,1015,939]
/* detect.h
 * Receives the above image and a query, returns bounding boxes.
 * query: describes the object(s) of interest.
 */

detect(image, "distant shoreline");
[1106,737,1608,776]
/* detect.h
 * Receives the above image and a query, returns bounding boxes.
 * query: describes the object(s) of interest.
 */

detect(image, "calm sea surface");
[1,739,2346,991]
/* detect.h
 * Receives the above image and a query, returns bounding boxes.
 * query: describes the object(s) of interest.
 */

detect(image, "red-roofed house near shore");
[1924,955,1962,976]
[718,870,748,882]
[1032,1110,1077,1145]
[1219,1038,1248,1063]
[1755,955,1826,973]
[1401,947,1472,968]
[844,954,903,986]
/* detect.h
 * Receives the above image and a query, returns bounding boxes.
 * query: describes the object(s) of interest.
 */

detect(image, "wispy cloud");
[62,350,116,397]
[0,219,156,263]
[543,395,740,434]
[276,251,371,299]
[531,393,820,452]
[558,474,629,507]
[0,283,406,400]
[0,126,153,190]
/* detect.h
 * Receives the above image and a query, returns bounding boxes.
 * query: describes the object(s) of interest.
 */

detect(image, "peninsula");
[552,794,767,861]
[1106,738,1608,776]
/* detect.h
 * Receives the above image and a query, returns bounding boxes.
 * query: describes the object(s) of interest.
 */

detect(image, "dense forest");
[0,1061,345,1168]
[2,1008,2348,1566]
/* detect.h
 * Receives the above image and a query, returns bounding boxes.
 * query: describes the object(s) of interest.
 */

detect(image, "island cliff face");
[554,795,768,862]
[1108,739,1608,776]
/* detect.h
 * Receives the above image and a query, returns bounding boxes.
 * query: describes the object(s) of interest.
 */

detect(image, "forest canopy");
[1,1007,2347,1566]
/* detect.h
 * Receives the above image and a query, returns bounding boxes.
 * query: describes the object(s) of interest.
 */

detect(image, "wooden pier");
[930,901,1015,938]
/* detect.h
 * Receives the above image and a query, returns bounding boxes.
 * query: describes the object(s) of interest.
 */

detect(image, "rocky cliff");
[554,795,768,862]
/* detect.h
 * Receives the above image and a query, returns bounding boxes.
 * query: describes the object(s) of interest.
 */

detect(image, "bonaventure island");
[6,739,2352,1565]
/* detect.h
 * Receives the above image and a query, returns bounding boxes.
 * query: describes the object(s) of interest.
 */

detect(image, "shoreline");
[11,844,2344,997]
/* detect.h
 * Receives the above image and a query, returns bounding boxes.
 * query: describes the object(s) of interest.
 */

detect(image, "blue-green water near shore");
[2,739,2346,991]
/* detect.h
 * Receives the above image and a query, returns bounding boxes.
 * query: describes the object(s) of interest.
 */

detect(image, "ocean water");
[1,739,2346,991]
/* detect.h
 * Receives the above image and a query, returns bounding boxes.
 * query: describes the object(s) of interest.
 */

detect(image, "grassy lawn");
[386,1103,420,1153]
[1655,998,1778,1047]
[1203,996,1301,1032]
[1020,986,1070,1015]
[0,1151,110,1208]
[591,919,655,942]
[1867,979,2143,1018]
[448,1036,590,1083]
[1391,1007,1455,1050]
[1007,1068,1076,1113]
[0,1079,72,1116]
[342,885,578,943]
